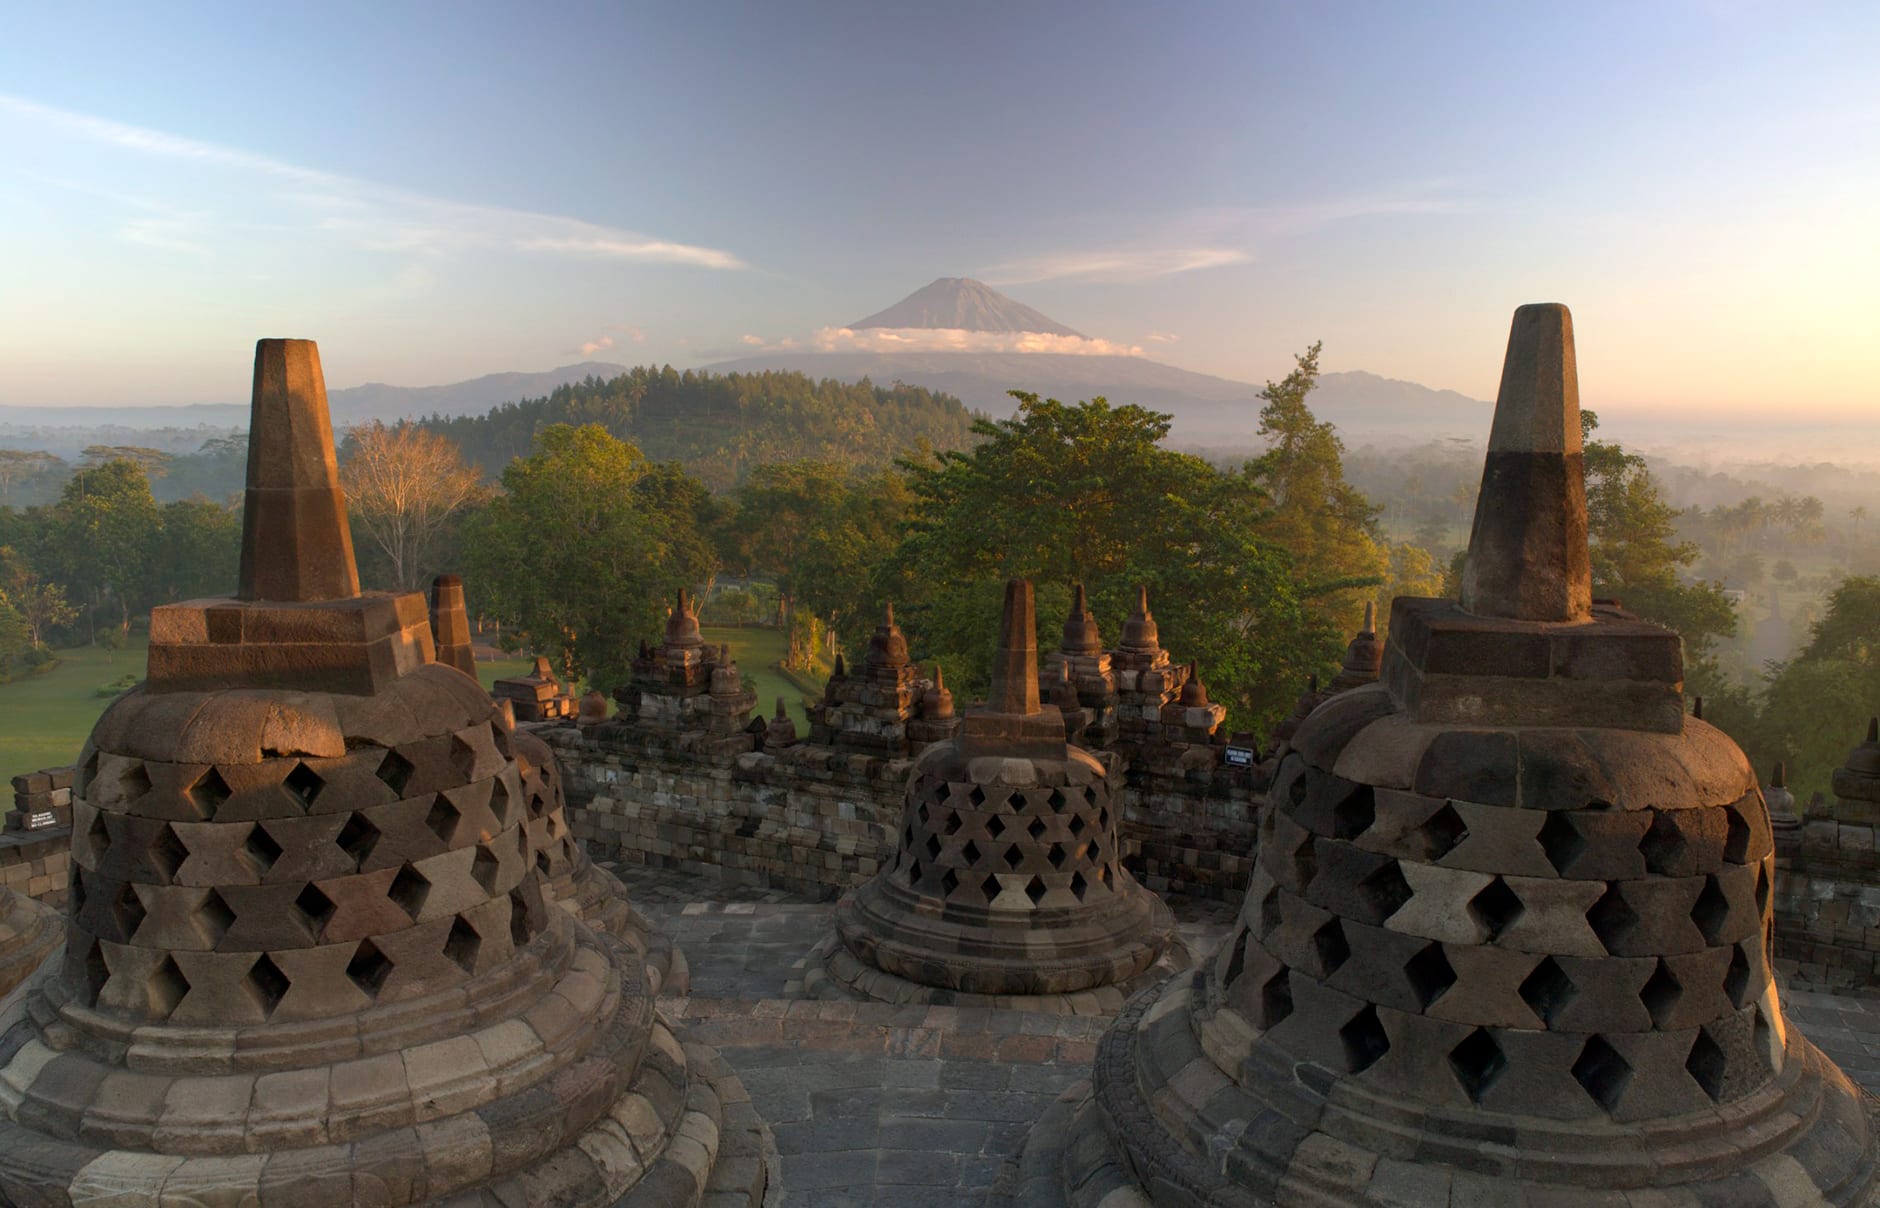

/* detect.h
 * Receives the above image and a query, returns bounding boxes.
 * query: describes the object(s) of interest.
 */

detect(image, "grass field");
[0,628,819,789]
[702,625,819,728]
[0,640,150,789]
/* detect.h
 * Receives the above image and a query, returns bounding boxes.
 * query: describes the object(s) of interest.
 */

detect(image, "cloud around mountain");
[775,326,1144,357]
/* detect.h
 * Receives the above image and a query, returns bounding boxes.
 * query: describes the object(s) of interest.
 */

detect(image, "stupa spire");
[986,578,1041,715]
[1459,303,1593,622]
[237,339,361,602]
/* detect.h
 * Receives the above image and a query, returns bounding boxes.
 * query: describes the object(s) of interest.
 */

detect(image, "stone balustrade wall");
[3,767,75,905]
[542,724,1263,902]
[1773,817,1880,990]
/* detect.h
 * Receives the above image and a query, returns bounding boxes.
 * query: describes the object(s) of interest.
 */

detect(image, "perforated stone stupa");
[1012,304,1880,1205]
[0,339,765,1207]
[807,579,1177,1008]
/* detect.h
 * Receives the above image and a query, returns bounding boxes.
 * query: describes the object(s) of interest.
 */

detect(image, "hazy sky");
[1,1,1876,416]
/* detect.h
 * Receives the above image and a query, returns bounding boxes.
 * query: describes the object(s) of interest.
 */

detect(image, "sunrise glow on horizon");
[0,2,1875,420]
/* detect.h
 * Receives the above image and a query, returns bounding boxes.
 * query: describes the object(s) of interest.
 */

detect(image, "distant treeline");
[418,366,981,490]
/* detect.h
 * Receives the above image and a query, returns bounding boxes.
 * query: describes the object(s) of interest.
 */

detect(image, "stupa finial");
[1458,303,1592,623]
[237,339,361,602]
[986,579,1042,715]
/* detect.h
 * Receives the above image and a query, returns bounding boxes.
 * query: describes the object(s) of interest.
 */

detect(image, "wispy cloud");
[576,335,616,355]
[981,248,1247,286]
[0,93,746,270]
[797,327,1143,357]
[984,188,1465,286]
[1146,330,1180,344]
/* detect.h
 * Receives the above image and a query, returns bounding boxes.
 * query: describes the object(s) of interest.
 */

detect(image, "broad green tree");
[725,461,911,648]
[880,393,1336,732]
[464,424,716,688]
[156,498,242,602]
[0,547,75,651]
[43,459,161,637]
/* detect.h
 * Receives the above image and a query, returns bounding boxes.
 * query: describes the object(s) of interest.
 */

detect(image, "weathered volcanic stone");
[1459,303,1592,624]
[0,339,764,1208]
[239,339,360,603]
[146,340,432,697]
[824,579,1175,1002]
[1009,304,1878,1207]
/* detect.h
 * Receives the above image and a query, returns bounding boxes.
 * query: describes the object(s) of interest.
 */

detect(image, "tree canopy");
[463,424,718,687]
[1243,342,1393,630]
[1580,410,1736,678]
[875,392,1338,732]
[423,365,977,491]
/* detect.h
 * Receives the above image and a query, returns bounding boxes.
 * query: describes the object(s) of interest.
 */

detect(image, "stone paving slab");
[614,863,1880,1205]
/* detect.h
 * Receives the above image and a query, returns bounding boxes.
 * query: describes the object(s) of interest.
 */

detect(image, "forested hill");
[420,365,979,489]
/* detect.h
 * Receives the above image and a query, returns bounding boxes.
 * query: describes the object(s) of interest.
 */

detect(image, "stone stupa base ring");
[797,928,1191,1013]
[1011,969,1880,1206]
[833,872,1176,998]
[0,915,767,1206]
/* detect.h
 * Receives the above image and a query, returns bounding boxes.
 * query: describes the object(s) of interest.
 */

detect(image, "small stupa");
[808,579,1176,1006]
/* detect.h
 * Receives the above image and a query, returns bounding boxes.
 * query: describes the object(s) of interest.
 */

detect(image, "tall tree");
[155,498,242,602]
[464,424,716,687]
[43,459,161,636]
[725,461,910,645]
[340,422,486,590]
[80,445,172,479]
[880,393,1334,732]
[0,548,75,650]
[1580,410,1735,671]
[1244,342,1390,624]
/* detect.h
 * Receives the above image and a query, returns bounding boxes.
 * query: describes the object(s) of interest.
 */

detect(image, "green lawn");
[703,625,820,728]
[0,640,151,788]
[475,655,535,692]
[0,629,820,791]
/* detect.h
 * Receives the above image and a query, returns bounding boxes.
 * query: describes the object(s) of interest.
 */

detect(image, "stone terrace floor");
[617,863,1880,1207]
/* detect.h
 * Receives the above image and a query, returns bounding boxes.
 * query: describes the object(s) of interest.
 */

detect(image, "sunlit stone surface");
[1009,305,1880,1205]
[0,339,765,1207]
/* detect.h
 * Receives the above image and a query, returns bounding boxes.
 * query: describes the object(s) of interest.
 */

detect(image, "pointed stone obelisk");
[429,572,478,678]
[238,339,360,602]
[815,578,1176,1007]
[985,577,1042,715]
[1012,304,1877,1205]
[1460,303,1592,623]
[1047,582,1119,748]
[146,339,433,694]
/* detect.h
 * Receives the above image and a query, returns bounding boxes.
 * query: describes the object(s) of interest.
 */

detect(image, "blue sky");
[0,1,1875,415]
